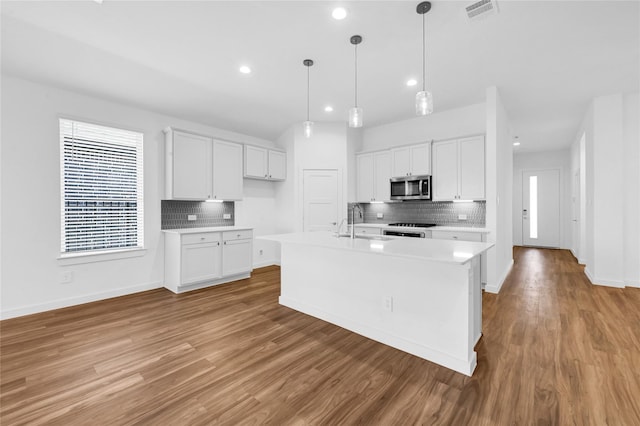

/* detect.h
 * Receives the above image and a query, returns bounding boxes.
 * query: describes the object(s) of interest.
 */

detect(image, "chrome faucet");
[349,203,363,239]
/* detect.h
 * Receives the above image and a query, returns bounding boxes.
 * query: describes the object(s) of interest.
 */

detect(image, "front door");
[522,169,560,248]
[303,169,340,232]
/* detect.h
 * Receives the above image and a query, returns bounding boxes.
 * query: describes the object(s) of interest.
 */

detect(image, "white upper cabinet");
[432,136,485,201]
[391,142,431,177]
[267,150,286,180]
[244,145,286,181]
[165,128,243,201]
[458,136,485,200]
[356,151,391,202]
[244,145,268,179]
[212,140,243,200]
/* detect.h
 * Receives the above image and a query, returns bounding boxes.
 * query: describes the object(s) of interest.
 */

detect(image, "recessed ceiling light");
[406,79,418,87]
[239,65,251,74]
[324,106,334,112]
[332,7,347,20]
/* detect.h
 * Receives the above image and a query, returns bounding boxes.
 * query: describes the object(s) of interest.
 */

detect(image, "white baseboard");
[279,296,477,377]
[252,259,279,269]
[484,259,514,294]
[584,267,625,288]
[1,280,163,320]
[625,280,640,288]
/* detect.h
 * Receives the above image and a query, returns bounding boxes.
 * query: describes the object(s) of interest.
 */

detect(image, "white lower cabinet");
[222,230,253,276]
[164,228,253,293]
[353,226,382,235]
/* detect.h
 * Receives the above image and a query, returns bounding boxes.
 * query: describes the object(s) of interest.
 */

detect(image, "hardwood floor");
[2,247,639,425]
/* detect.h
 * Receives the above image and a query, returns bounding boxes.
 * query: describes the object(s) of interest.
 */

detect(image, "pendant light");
[348,35,363,128]
[416,2,433,116]
[303,59,314,138]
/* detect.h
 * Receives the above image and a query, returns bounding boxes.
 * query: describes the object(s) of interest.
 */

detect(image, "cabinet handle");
[224,241,227,245]
[269,175,272,178]
[200,237,205,240]
[237,234,241,237]
[217,242,220,246]
[453,236,458,239]
[264,174,267,177]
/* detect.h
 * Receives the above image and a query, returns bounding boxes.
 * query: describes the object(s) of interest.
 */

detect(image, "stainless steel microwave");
[390,175,431,200]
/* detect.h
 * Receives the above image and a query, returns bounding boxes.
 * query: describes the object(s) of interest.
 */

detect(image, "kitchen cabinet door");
[213,140,243,200]
[356,153,374,202]
[459,136,485,200]
[391,147,412,177]
[391,143,431,177]
[244,145,268,179]
[169,131,212,200]
[181,241,222,285]
[409,143,431,175]
[373,151,391,201]
[222,239,253,276]
[432,140,459,201]
[268,150,286,180]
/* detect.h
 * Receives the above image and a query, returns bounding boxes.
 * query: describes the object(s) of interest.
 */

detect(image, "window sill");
[58,247,146,265]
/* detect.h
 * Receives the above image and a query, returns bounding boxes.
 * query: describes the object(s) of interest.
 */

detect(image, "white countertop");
[260,232,494,265]
[162,225,253,234]
[353,223,490,233]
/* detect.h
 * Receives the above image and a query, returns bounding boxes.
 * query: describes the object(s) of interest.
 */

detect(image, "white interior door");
[522,169,560,248]
[303,169,339,232]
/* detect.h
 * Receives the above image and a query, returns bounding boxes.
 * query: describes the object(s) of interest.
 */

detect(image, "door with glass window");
[522,169,560,248]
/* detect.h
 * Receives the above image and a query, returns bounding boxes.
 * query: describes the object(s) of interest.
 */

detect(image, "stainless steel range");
[383,222,437,238]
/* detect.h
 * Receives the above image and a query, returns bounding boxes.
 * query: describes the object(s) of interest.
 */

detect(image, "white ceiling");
[1,1,638,152]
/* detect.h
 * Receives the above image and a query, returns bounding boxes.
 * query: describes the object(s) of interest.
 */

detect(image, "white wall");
[512,150,572,248]
[623,93,640,288]
[0,75,278,318]
[275,122,351,234]
[485,87,513,294]
[570,92,639,288]
[361,103,486,152]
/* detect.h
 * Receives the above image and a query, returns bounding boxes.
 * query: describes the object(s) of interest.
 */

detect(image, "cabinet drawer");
[431,230,482,242]
[354,227,381,235]
[223,229,253,241]
[182,232,221,245]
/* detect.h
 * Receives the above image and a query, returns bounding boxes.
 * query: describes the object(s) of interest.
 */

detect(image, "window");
[60,119,144,254]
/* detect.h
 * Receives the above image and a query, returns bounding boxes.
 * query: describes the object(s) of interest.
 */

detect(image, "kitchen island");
[260,232,494,376]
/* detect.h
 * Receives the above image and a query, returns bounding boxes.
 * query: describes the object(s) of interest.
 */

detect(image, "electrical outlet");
[187,215,197,221]
[60,271,74,284]
[383,296,393,312]
[458,214,467,220]
[223,213,231,219]
[377,213,384,219]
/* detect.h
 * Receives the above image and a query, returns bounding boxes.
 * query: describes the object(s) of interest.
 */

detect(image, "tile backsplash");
[352,201,486,227]
[161,200,234,229]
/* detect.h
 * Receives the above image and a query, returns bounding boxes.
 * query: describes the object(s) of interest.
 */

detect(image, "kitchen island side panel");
[278,243,479,376]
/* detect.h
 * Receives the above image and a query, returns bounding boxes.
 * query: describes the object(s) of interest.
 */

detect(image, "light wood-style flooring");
[2,247,639,424]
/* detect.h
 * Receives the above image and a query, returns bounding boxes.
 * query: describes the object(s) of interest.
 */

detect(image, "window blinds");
[60,119,144,253]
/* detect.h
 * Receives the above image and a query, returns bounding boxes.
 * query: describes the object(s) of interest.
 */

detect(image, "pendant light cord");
[307,65,310,121]
[422,12,426,92]
[354,43,358,108]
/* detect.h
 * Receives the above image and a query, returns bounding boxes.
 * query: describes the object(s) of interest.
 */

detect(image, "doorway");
[522,169,560,248]
[302,169,341,232]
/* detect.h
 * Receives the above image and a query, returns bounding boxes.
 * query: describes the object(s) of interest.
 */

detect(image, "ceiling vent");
[466,0,499,21]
